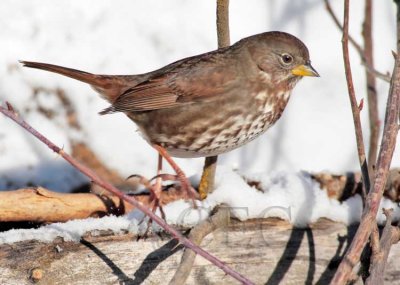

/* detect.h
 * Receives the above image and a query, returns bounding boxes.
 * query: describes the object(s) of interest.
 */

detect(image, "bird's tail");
[20,60,136,103]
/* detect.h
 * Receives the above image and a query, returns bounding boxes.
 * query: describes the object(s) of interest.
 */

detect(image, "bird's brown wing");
[101,50,240,114]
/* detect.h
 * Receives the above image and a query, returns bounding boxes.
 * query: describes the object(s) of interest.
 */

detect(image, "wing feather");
[101,47,241,114]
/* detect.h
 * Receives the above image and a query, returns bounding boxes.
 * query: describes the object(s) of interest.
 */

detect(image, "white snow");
[0,215,144,244]
[1,169,399,244]
[0,1,399,243]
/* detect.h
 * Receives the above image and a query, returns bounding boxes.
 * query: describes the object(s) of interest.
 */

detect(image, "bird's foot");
[152,145,199,206]
[126,174,165,211]
[150,173,199,209]
[150,174,198,199]
[127,174,166,238]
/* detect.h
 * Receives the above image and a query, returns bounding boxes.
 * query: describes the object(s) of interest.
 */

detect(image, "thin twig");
[370,224,380,260]
[362,63,392,83]
[169,205,230,285]
[324,0,391,82]
[324,0,363,56]
[198,0,230,199]
[363,0,379,176]
[331,2,400,283]
[341,0,370,200]
[361,1,380,279]
[0,103,254,285]
[216,0,230,48]
[365,223,380,281]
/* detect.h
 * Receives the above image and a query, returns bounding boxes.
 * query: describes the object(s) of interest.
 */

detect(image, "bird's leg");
[152,144,198,200]
[152,154,163,201]
[142,155,166,237]
[127,156,166,238]
[149,154,165,217]
[126,154,165,230]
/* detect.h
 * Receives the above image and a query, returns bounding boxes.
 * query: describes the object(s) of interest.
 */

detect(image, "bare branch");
[366,209,400,285]
[169,205,230,285]
[363,0,379,174]
[360,1,380,278]
[324,0,391,82]
[198,0,230,199]
[0,103,254,285]
[0,186,188,222]
[216,0,230,48]
[324,0,364,56]
[341,0,370,200]
[370,224,380,258]
[362,63,392,83]
[331,2,400,282]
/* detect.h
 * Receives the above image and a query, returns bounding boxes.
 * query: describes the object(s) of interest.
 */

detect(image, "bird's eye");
[280,53,293,65]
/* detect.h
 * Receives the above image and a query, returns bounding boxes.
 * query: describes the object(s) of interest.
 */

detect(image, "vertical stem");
[200,156,218,199]
[199,0,230,199]
[216,0,230,48]
[342,0,370,194]
[360,1,379,278]
[397,0,400,49]
[363,0,379,179]
[154,154,163,196]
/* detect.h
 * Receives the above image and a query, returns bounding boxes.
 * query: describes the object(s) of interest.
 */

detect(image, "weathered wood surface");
[1,218,400,284]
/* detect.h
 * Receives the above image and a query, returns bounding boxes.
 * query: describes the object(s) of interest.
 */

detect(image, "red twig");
[0,103,254,285]
[331,2,400,282]
[341,0,370,200]
[362,0,379,176]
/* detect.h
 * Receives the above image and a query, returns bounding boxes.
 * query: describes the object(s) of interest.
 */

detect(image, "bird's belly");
[131,93,289,158]
[156,111,277,158]
[168,121,272,157]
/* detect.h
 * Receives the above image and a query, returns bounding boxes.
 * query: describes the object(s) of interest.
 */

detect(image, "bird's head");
[244,31,319,88]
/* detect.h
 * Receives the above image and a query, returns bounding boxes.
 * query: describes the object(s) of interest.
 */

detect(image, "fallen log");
[1,218,399,284]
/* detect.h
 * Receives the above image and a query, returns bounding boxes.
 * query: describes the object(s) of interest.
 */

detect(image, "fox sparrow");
[21,31,318,204]
[22,31,318,159]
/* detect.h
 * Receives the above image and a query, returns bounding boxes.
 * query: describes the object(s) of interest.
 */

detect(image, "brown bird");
[21,31,318,199]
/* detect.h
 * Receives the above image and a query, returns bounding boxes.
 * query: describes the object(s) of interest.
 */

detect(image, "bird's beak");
[291,63,319,77]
